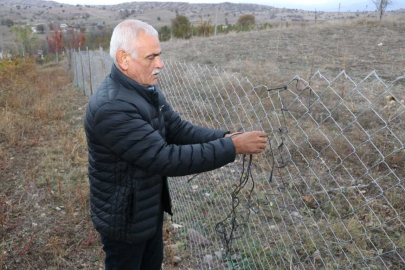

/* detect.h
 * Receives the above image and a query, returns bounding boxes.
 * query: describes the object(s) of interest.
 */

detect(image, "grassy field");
[161,17,405,87]
[0,59,102,269]
[156,17,405,269]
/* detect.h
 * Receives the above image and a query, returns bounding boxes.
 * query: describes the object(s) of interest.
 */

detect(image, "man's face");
[124,32,164,86]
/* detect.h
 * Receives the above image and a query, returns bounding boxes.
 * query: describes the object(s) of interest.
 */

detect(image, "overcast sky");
[53,0,405,12]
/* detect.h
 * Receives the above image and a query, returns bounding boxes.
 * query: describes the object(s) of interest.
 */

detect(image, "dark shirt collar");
[110,64,157,104]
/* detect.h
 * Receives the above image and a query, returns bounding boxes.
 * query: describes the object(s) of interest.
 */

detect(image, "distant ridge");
[1,0,277,13]
[105,2,276,13]
[0,0,62,7]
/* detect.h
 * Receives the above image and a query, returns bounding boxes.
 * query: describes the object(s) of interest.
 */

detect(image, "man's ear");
[116,50,129,71]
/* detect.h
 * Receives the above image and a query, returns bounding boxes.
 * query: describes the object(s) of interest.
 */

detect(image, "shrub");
[171,14,192,39]
[238,14,255,27]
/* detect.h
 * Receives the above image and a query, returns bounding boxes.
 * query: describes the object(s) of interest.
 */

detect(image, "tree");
[12,25,37,56]
[159,26,171,41]
[171,14,191,39]
[120,9,130,19]
[46,29,64,62]
[198,20,213,37]
[36,24,45,34]
[238,14,255,28]
[86,27,114,49]
[80,32,86,48]
[49,22,57,31]
[5,19,14,27]
[62,29,82,50]
[371,0,395,19]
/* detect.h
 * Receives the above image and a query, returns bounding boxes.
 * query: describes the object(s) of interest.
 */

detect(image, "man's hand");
[230,131,267,154]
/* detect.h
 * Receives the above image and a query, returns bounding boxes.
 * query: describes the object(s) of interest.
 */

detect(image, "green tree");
[171,14,191,39]
[5,19,14,27]
[197,20,213,37]
[159,26,171,41]
[237,14,255,29]
[36,24,45,34]
[12,24,37,56]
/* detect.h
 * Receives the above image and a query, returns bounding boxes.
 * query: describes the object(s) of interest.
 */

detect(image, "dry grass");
[0,58,102,269]
[162,17,405,87]
[0,57,183,270]
[156,18,405,269]
[160,65,405,268]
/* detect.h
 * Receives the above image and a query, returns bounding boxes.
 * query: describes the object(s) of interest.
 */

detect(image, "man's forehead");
[136,33,161,54]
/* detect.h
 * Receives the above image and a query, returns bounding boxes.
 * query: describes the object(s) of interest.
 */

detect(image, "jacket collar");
[110,64,157,104]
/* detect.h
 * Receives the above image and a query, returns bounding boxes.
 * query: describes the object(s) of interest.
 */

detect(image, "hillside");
[161,18,405,87]
[0,0,404,55]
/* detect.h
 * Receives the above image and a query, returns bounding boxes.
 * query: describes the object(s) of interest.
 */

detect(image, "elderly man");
[84,20,267,270]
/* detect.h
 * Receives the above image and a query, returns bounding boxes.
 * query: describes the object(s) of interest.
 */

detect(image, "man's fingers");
[232,131,269,155]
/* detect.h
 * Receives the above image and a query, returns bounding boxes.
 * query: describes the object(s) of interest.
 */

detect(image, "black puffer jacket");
[84,65,236,244]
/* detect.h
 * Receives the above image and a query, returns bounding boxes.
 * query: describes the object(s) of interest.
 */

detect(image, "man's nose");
[156,56,164,69]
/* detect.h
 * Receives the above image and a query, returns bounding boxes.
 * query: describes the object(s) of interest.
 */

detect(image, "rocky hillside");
[106,2,276,13]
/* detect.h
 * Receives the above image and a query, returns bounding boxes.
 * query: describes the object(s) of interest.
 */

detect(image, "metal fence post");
[100,45,106,78]
[74,49,79,86]
[79,47,86,96]
[87,47,93,97]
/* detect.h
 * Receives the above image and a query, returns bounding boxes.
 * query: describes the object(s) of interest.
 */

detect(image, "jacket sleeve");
[92,100,236,177]
[163,101,230,145]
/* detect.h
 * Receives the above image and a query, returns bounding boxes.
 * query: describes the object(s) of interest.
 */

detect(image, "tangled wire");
[214,144,254,265]
[212,78,315,267]
[186,78,314,268]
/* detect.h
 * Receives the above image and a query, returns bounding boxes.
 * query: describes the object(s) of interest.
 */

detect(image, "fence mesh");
[71,50,405,270]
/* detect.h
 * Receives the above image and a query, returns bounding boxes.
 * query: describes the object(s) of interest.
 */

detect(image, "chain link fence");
[71,50,405,270]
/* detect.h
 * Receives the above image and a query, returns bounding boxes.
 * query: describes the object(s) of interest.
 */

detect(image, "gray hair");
[110,20,158,67]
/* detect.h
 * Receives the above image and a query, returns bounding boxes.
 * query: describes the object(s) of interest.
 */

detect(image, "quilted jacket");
[84,64,236,244]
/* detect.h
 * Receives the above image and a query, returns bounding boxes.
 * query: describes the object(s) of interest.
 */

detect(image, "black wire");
[187,173,200,183]
[215,154,254,268]
[214,85,297,266]
[267,85,287,92]
[214,80,319,267]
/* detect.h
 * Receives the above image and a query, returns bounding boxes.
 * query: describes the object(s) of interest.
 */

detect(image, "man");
[84,20,267,270]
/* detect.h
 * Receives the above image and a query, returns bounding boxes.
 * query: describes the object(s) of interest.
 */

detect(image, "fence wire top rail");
[71,51,405,270]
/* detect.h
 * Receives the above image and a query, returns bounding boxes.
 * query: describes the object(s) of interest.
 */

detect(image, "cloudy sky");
[53,0,405,12]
